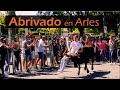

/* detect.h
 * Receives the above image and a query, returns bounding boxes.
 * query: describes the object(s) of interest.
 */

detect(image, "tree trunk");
[78,27,84,37]
[114,25,118,35]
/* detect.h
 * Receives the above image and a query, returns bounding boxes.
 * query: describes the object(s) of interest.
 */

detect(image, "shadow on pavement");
[8,67,59,78]
[63,70,110,79]
[93,63,102,65]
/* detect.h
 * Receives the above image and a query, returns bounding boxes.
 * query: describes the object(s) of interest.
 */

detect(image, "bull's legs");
[84,63,87,70]
[77,64,80,75]
[86,68,89,73]
[85,63,89,73]
[91,63,94,70]
[91,57,94,70]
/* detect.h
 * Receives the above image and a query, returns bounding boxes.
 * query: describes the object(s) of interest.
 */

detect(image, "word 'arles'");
[74,18,99,26]
[8,17,61,26]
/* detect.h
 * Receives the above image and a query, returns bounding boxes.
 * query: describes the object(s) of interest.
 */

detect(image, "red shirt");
[86,41,91,46]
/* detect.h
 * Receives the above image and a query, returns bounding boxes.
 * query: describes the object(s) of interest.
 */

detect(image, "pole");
[8,28,12,44]
[103,12,105,38]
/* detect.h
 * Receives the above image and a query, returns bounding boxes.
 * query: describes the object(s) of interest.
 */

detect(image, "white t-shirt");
[70,41,83,55]
[66,41,72,52]
[38,39,45,52]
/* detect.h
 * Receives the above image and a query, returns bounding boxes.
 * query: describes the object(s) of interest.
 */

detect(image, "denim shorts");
[38,52,43,60]
[25,54,32,61]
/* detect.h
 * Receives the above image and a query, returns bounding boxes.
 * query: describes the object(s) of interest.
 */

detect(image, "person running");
[58,35,83,73]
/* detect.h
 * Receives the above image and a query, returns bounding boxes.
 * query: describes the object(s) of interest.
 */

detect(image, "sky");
[15,11,38,15]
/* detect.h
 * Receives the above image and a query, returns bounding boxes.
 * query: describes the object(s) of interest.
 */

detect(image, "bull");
[71,46,94,75]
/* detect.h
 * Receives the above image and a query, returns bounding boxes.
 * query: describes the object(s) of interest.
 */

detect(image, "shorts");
[22,53,25,60]
[43,54,47,60]
[31,50,35,60]
[25,54,32,61]
[38,52,43,60]
[35,55,38,59]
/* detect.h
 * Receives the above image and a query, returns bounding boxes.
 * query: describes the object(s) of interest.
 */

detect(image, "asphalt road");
[2,62,120,79]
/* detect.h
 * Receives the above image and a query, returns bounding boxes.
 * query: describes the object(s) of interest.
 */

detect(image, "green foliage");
[72,28,79,33]
[85,28,94,33]
[117,38,120,48]
[37,28,57,35]
[85,28,102,35]
[0,15,5,26]
[109,30,115,35]
[18,28,25,35]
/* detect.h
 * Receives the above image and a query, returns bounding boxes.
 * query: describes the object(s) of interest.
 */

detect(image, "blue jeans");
[109,50,114,62]
[100,50,106,61]
[5,52,11,72]
[105,50,109,61]
[59,55,69,72]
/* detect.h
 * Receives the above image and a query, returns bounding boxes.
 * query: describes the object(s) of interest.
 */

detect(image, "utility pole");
[8,28,12,44]
[103,12,105,38]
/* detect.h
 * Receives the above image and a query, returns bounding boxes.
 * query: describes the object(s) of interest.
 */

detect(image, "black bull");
[71,46,94,75]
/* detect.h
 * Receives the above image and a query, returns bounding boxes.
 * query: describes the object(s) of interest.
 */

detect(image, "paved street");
[5,62,120,79]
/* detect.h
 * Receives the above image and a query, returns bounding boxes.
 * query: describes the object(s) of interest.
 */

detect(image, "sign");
[104,26,107,33]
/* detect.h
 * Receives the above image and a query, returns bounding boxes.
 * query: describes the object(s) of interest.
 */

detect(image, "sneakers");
[15,70,21,74]
[4,71,9,77]
[58,69,63,73]
[0,74,8,78]
[31,67,38,71]
[26,69,31,73]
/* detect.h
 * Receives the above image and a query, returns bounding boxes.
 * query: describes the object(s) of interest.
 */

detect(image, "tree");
[36,28,57,35]
[72,28,79,34]
[0,15,5,26]
[0,15,6,34]
[18,28,25,35]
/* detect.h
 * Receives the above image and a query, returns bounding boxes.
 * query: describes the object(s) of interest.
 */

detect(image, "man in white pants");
[58,35,83,73]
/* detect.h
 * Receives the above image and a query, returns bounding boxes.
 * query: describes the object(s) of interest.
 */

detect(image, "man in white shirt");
[58,35,83,73]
